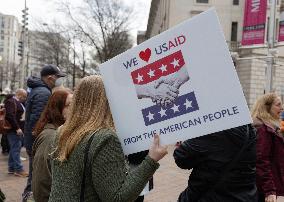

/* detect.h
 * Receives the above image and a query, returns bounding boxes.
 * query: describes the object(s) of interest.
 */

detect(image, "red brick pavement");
[0,146,283,202]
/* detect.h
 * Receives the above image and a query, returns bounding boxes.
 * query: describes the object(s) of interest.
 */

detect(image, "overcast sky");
[1,0,151,37]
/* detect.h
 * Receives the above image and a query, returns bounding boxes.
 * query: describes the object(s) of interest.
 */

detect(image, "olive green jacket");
[32,124,57,202]
[48,129,159,202]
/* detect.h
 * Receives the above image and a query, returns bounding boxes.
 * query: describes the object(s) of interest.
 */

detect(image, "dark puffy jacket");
[174,124,257,202]
[24,76,51,151]
[254,118,284,197]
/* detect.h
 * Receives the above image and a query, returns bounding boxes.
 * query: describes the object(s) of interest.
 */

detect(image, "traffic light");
[22,7,28,33]
[18,41,23,57]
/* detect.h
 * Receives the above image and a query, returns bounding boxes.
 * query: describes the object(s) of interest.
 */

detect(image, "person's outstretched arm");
[92,132,167,202]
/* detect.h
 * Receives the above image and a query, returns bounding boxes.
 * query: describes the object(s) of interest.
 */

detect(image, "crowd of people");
[0,63,283,202]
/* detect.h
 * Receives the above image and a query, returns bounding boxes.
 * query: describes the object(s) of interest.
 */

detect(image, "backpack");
[0,104,11,134]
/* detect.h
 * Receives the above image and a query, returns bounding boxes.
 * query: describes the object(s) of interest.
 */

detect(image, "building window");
[231,22,238,42]
[196,0,209,3]
[233,0,239,5]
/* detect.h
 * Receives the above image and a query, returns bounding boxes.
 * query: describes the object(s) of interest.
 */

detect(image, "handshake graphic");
[136,66,189,106]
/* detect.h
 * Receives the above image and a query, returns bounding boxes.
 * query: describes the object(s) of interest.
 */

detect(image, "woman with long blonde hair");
[48,75,167,202]
[251,93,284,202]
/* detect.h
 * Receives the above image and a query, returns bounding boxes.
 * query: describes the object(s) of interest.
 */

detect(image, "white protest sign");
[100,8,252,155]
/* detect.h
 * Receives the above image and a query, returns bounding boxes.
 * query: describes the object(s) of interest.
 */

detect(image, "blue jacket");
[24,76,51,151]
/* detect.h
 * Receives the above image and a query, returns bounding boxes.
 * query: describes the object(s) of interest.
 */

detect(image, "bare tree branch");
[58,0,133,63]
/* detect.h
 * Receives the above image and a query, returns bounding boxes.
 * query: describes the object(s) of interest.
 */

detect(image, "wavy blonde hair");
[56,75,114,162]
[251,93,281,125]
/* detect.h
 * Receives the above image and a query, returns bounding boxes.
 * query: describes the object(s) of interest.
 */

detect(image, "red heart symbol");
[139,48,151,62]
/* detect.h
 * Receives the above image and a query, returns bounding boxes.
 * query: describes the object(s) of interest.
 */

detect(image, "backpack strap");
[80,133,96,202]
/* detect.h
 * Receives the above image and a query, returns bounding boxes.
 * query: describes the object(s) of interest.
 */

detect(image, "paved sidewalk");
[1,146,284,202]
[0,149,29,202]
[144,146,190,202]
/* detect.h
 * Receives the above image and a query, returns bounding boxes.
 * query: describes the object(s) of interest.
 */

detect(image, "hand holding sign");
[148,134,168,162]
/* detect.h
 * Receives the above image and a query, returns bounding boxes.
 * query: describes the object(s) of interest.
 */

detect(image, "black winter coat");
[174,124,257,202]
[24,76,51,151]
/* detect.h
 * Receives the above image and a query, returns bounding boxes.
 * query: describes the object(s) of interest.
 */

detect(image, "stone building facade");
[0,13,22,91]
[142,0,284,108]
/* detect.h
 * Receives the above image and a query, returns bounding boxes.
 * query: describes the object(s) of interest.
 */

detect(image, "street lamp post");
[0,56,3,90]
[81,42,86,78]
[19,0,28,88]
[71,30,81,88]
[265,0,277,93]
